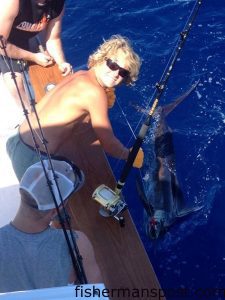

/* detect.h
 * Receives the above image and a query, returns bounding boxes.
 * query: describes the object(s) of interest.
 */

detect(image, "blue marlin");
[136,81,202,239]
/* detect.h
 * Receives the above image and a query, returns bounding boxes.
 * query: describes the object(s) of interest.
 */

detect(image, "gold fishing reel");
[92,184,127,226]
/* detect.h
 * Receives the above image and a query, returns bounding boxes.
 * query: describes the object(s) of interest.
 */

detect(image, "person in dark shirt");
[0,0,72,109]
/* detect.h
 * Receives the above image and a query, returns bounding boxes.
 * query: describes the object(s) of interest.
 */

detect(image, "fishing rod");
[0,36,87,284]
[92,0,202,226]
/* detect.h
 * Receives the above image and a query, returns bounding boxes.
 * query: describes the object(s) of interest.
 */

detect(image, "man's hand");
[58,62,73,76]
[131,147,144,168]
[33,52,54,67]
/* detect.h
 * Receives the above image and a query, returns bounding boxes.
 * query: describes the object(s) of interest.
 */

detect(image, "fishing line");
[0,36,87,284]
[116,99,137,139]
[108,99,137,178]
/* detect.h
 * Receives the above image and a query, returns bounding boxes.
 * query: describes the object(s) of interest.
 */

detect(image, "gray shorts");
[6,131,85,188]
[6,131,47,181]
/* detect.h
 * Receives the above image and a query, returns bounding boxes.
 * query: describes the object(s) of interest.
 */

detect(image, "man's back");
[19,70,104,154]
[0,224,72,292]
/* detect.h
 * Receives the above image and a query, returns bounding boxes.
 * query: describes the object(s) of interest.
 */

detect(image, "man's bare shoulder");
[71,70,106,101]
[73,70,102,90]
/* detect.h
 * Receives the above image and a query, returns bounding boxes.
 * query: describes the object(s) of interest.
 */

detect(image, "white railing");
[0,284,109,300]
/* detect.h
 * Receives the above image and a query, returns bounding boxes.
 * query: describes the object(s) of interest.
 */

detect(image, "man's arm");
[88,89,129,160]
[88,87,144,168]
[0,0,52,66]
[45,8,72,76]
[0,0,27,58]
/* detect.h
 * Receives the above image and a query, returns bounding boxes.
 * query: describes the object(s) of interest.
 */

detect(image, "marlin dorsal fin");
[163,80,199,116]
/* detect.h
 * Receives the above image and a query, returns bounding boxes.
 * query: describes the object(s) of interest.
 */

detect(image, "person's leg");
[0,56,30,110]
[6,132,43,181]
[2,71,30,110]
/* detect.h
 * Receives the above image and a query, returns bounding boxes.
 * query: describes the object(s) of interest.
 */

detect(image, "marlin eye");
[150,218,158,226]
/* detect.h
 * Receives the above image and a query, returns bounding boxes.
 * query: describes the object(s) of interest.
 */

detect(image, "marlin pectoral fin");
[136,174,154,216]
[177,205,204,218]
[163,80,200,116]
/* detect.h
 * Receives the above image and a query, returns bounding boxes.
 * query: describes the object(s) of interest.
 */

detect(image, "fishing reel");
[92,184,127,227]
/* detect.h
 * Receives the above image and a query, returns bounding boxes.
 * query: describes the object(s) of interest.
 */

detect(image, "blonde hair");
[88,35,141,85]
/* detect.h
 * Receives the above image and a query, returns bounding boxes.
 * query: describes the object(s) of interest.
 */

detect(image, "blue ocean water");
[63,1,225,299]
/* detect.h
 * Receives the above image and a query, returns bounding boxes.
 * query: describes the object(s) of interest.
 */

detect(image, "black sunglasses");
[106,59,130,79]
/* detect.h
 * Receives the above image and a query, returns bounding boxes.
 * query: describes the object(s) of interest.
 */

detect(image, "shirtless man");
[0,0,72,108]
[6,35,144,180]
